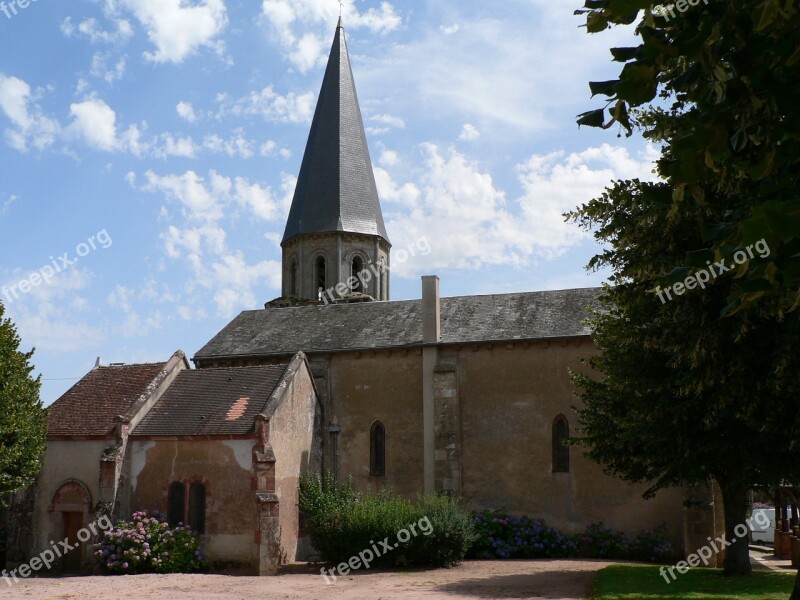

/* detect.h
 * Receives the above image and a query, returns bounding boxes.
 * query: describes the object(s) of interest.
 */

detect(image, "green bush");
[94,510,204,574]
[630,524,674,563]
[299,473,474,568]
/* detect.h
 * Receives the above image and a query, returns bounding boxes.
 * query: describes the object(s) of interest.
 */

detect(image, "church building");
[18,19,722,575]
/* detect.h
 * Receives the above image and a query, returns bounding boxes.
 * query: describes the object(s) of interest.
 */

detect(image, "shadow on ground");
[435,570,596,599]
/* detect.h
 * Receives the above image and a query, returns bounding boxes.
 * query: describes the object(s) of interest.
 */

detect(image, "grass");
[591,564,795,600]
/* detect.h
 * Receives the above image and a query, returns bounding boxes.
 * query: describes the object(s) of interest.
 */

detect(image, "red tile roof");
[48,363,168,436]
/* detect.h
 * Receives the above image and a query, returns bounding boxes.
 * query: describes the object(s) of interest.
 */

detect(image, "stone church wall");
[328,350,423,497]
[456,338,685,548]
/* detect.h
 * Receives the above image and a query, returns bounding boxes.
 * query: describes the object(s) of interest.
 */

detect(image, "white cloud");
[357,4,638,134]
[216,87,315,124]
[176,101,197,123]
[137,168,290,315]
[68,97,118,151]
[61,16,134,44]
[459,123,480,141]
[441,24,460,35]
[379,149,399,167]
[117,0,228,64]
[0,74,60,152]
[202,130,255,158]
[1,194,17,216]
[370,113,405,129]
[261,0,401,73]
[380,143,658,275]
[90,53,127,84]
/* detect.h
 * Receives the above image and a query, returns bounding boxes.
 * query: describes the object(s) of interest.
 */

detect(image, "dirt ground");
[0,559,613,600]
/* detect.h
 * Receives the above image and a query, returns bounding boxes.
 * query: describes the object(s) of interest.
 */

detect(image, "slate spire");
[282,19,389,244]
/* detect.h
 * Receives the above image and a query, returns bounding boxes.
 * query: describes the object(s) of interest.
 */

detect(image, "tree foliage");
[576,0,800,315]
[0,302,47,497]
[568,179,800,576]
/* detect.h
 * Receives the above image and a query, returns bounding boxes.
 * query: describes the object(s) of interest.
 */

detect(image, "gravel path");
[0,559,612,599]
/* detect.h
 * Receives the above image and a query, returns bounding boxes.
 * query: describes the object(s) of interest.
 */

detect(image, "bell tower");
[281,19,391,303]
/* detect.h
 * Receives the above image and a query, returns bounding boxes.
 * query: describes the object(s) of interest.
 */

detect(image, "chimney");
[94,357,102,368]
[422,275,440,344]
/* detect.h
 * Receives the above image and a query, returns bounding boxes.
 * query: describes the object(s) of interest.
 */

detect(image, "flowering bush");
[94,510,205,574]
[579,522,630,558]
[471,512,675,563]
[470,510,579,559]
[630,524,674,563]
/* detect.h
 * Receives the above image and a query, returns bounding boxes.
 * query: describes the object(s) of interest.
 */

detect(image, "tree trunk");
[790,570,800,600]
[719,480,752,576]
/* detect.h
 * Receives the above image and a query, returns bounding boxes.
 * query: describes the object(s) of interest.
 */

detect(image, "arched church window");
[552,415,570,473]
[168,481,185,527]
[315,256,326,293]
[290,260,298,296]
[351,256,364,293]
[189,481,206,534]
[370,421,386,476]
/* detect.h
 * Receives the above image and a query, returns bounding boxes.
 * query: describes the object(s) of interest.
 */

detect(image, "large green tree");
[0,302,47,498]
[572,0,800,584]
[576,0,800,316]
[568,180,800,577]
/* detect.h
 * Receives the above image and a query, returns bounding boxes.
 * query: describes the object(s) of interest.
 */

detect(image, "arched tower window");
[290,260,298,296]
[189,482,206,534]
[351,256,364,293]
[552,415,570,473]
[315,256,326,293]
[370,421,386,476]
[168,481,185,527]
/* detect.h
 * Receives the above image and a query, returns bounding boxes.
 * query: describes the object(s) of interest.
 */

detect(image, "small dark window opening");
[290,261,297,296]
[553,416,570,473]
[370,421,386,476]
[168,481,185,527]
[188,482,206,534]
[315,257,326,293]
[351,256,364,293]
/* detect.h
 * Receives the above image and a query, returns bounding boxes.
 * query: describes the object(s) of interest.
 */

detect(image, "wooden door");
[62,512,83,573]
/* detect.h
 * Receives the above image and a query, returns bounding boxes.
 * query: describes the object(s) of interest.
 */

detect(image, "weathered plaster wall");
[127,439,255,566]
[32,440,107,562]
[270,365,319,562]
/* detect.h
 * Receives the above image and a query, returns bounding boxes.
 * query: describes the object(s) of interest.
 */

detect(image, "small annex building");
[31,352,320,574]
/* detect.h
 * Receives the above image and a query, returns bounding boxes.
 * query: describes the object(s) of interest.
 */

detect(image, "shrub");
[95,510,204,574]
[630,524,674,563]
[579,522,630,559]
[299,473,474,568]
[470,509,579,559]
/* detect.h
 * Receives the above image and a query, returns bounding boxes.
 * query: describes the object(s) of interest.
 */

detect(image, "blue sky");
[0,0,656,405]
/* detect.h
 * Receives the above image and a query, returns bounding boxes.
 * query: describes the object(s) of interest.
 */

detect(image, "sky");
[0,0,659,405]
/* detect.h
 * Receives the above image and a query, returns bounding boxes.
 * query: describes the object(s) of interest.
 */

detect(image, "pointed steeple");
[282,20,389,244]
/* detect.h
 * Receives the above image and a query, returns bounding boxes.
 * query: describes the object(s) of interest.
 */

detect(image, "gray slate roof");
[134,364,290,436]
[194,288,601,361]
[282,19,389,245]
